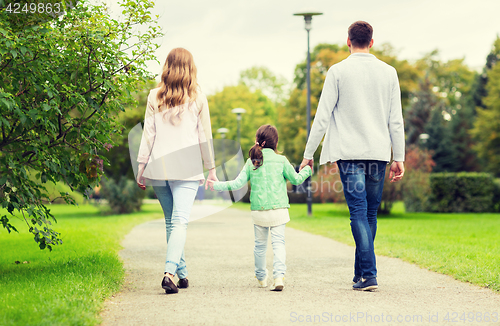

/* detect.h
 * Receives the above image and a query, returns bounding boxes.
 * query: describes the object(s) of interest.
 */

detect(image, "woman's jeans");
[254,223,286,280]
[338,160,387,280]
[153,180,199,278]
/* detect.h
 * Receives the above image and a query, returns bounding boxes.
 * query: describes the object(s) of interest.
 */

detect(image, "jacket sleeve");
[137,91,156,164]
[389,69,405,162]
[303,67,338,160]
[283,157,311,185]
[213,160,250,191]
[197,92,216,169]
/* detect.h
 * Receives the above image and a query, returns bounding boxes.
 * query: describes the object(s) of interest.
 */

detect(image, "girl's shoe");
[256,269,268,288]
[270,277,284,291]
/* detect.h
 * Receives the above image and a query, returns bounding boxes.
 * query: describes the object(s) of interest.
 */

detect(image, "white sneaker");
[270,277,284,291]
[256,269,268,288]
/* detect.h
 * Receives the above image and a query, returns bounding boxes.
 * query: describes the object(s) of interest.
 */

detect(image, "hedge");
[428,172,496,213]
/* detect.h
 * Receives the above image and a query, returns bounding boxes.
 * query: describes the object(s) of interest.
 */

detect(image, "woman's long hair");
[249,125,279,170]
[156,48,198,125]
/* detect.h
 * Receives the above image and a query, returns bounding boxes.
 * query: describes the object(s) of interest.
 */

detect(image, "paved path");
[101,204,500,325]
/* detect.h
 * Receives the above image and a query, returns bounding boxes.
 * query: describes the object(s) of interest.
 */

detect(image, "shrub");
[494,179,500,212]
[312,163,345,204]
[100,177,145,214]
[429,172,496,212]
[402,145,435,212]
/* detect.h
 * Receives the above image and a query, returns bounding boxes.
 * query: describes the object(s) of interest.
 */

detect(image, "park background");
[1,0,500,325]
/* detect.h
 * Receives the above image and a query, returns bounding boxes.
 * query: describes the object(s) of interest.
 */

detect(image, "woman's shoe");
[161,276,179,294]
[177,278,189,289]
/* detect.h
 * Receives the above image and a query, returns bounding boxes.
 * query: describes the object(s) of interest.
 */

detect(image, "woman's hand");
[205,168,218,190]
[136,163,146,190]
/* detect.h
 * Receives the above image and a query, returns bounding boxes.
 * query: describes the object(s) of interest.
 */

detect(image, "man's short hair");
[348,21,373,48]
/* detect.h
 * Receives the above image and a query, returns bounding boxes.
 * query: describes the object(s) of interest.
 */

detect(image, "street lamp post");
[294,9,323,217]
[231,108,246,146]
[217,128,234,202]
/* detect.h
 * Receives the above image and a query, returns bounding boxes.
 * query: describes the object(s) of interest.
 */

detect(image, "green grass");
[0,204,164,326]
[232,201,500,292]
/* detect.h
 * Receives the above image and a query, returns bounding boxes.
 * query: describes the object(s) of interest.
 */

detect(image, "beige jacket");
[137,87,215,182]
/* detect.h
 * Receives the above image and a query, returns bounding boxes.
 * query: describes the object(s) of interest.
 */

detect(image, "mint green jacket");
[213,148,312,211]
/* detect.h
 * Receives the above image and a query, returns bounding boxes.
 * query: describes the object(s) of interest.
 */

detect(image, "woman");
[136,48,217,294]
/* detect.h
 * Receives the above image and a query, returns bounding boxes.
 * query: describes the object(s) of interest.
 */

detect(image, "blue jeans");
[153,180,199,278]
[338,160,387,280]
[254,224,286,280]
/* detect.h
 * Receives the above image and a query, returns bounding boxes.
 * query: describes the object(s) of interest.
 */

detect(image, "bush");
[402,145,435,212]
[312,163,345,204]
[428,172,496,212]
[492,179,500,212]
[100,177,145,214]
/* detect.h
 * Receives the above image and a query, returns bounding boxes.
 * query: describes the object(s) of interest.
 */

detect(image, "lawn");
[0,204,164,326]
[232,201,500,292]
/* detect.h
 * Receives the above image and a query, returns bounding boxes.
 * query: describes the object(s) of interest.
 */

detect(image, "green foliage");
[0,204,164,325]
[0,0,161,249]
[208,84,277,159]
[100,177,144,214]
[429,172,496,213]
[402,145,435,212]
[239,66,288,106]
[470,38,500,176]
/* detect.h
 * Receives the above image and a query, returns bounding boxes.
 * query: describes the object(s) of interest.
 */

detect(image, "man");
[300,21,405,291]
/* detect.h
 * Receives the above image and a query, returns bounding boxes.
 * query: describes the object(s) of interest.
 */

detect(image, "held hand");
[389,161,405,183]
[205,168,218,190]
[299,158,314,174]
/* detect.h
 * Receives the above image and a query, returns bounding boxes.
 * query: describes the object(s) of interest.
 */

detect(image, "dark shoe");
[161,276,178,294]
[352,275,361,284]
[177,278,189,289]
[353,278,378,291]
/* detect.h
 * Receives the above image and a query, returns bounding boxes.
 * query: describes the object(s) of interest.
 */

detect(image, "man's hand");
[205,168,218,190]
[136,163,146,190]
[389,161,405,183]
[299,158,314,174]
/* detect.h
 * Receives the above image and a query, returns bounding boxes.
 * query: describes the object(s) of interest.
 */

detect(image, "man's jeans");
[254,223,286,280]
[338,160,387,279]
[153,180,199,278]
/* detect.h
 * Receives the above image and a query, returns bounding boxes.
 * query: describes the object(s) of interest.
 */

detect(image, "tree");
[207,84,277,159]
[239,66,288,106]
[471,39,500,176]
[0,0,161,249]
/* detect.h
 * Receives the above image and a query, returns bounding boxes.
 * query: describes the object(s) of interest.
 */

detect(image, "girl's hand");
[136,163,146,190]
[205,168,218,190]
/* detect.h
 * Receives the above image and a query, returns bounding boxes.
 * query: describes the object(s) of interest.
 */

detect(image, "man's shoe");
[353,275,361,284]
[353,278,378,291]
[270,277,284,291]
[177,278,189,289]
[161,276,179,294]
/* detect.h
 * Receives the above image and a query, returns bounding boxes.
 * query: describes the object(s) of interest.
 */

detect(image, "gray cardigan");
[304,53,405,164]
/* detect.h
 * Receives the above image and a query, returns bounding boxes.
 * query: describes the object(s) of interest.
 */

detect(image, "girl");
[208,125,311,291]
[136,48,218,294]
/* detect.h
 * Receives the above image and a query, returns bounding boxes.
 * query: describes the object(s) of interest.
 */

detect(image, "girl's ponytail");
[248,125,278,170]
[249,143,263,169]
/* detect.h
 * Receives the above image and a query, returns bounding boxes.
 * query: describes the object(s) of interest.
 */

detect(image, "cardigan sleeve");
[213,160,251,191]
[197,92,216,170]
[388,69,405,162]
[283,157,311,185]
[137,91,156,164]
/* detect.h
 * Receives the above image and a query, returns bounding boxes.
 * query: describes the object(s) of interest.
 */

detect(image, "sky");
[108,0,500,95]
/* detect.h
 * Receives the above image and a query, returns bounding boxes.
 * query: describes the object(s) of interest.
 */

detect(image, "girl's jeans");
[153,180,199,278]
[337,160,387,280]
[254,223,286,280]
